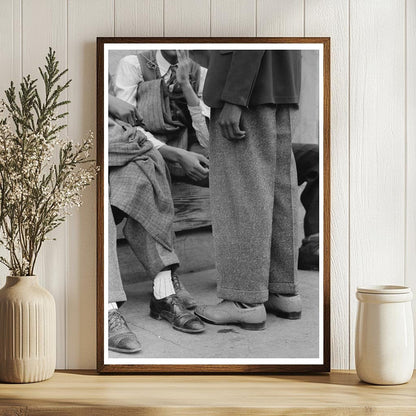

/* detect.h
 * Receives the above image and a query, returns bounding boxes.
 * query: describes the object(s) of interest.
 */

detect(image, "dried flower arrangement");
[0,48,97,276]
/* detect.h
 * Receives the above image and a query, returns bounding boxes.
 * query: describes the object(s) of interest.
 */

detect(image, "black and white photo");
[97,38,330,373]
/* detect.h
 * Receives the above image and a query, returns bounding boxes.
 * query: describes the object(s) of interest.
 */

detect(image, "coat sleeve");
[220,51,265,107]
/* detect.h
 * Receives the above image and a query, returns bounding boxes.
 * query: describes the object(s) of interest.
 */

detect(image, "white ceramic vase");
[355,285,414,385]
[0,276,56,383]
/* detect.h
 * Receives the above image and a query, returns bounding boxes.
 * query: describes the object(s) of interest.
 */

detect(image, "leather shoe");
[195,300,266,331]
[150,294,205,334]
[171,273,197,309]
[108,309,142,353]
[265,294,302,320]
[298,234,319,271]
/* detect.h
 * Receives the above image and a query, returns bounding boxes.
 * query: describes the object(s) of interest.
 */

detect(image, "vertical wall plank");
[22,0,68,369]
[0,0,21,98]
[115,0,163,37]
[349,0,406,368]
[211,0,256,36]
[406,0,416,365]
[164,0,210,36]
[257,0,304,37]
[67,0,114,369]
[305,0,350,370]
[0,0,21,287]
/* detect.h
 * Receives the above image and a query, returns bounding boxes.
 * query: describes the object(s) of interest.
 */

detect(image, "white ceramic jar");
[355,285,414,385]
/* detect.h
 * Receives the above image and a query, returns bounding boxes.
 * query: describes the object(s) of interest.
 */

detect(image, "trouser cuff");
[269,282,298,295]
[218,286,269,304]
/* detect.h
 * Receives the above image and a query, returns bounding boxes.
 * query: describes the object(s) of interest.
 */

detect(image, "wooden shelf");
[1,370,415,415]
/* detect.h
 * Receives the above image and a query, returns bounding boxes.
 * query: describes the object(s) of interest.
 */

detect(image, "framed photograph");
[97,37,330,373]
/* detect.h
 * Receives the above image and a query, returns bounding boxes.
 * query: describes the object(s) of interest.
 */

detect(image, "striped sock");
[153,270,175,300]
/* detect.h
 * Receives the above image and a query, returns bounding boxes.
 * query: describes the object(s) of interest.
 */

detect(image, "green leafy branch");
[0,49,96,276]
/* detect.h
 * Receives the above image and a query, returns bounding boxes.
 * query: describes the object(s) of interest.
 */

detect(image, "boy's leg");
[266,106,302,319]
[209,105,278,304]
[123,218,205,333]
[123,217,179,277]
[108,200,126,304]
[268,105,299,295]
[195,105,282,330]
[108,200,141,354]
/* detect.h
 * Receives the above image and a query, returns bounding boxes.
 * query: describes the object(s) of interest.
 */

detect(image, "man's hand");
[108,95,143,126]
[176,50,192,85]
[177,149,209,182]
[218,102,246,140]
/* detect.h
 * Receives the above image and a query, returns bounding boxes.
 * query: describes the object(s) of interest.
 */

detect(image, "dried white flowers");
[0,48,97,276]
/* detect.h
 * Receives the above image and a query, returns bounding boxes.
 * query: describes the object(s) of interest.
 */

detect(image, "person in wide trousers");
[195,50,303,329]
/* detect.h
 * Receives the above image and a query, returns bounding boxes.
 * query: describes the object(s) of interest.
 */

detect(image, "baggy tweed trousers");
[210,104,299,304]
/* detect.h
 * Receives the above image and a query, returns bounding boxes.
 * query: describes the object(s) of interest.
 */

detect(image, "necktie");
[166,65,178,93]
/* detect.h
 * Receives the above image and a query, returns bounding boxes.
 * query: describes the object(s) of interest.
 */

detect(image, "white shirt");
[113,52,209,150]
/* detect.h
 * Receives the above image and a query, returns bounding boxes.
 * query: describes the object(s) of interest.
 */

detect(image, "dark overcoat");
[203,50,301,108]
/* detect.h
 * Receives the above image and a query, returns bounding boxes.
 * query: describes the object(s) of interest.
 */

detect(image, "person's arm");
[198,67,210,119]
[216,51,266,141]
[221,51,265,107]
[176,50,200,106]
[187,105,209,149]
[135,127,166,150]
[113,55,143,106]
[108,94,143,126]
[176,50,209,148]
[158,145,209,182]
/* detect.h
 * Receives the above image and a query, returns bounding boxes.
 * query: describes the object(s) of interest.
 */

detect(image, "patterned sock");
[153,270,175,300]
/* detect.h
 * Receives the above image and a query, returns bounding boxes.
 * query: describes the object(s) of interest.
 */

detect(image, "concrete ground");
[109,266,319,359]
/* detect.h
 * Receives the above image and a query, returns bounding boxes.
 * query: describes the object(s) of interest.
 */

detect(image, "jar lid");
[357,285,411,294]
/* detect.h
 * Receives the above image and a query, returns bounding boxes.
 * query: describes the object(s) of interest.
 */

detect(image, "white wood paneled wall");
[0,0,414,370]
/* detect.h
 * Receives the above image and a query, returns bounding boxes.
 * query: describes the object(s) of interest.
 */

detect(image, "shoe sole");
[195,313,266,331]
[268,309,302,320]
[150,310,205,334]
[108,346,142,354]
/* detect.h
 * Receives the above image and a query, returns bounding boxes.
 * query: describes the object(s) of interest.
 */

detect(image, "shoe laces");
[109,310,127,332]
[171,273,182,292]
[168,294,187,310]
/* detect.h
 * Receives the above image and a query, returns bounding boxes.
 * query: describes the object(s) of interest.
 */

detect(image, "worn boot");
[108,309,142,354]
[171,273,197,309]
[150,294,205,334]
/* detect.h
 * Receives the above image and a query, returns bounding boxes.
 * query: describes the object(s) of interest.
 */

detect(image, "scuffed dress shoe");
[150,294,205,334]
[171,273,197,309]
[195,300,266,331]
[108,309,142,353]
[265,294,302,320]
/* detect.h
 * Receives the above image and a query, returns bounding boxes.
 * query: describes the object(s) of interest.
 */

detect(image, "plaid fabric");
[136,79,191,177]
[108,117,174,250]
[136,78,183,135]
